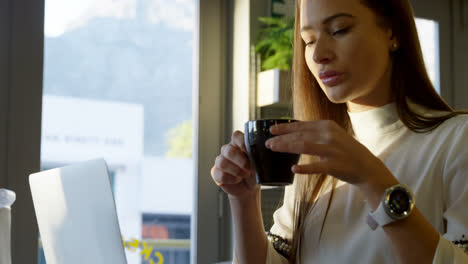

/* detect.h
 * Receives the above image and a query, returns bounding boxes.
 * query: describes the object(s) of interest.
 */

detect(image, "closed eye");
[332,27,350,36]
[305,27,351,46]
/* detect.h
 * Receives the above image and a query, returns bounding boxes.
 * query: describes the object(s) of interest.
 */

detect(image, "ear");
[386,28,398,50]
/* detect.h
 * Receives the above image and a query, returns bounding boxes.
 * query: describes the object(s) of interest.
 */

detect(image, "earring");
[391,42,399,51]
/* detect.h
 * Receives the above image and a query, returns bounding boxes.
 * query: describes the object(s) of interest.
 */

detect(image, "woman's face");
[300,0,395,111]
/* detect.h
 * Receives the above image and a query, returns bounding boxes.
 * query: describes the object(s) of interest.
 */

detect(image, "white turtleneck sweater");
[266,100,468,263]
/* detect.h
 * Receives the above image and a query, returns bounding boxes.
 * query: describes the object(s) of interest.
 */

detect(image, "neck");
[346,61,394,113]
[346,97,395,113]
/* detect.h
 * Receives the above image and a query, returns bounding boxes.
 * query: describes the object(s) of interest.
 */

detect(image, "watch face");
[388,189,410,215]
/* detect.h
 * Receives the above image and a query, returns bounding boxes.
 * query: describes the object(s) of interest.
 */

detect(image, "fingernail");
[265,140,271,148]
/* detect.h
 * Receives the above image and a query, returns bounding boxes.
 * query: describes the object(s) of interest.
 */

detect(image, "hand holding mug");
[210,131,259,200]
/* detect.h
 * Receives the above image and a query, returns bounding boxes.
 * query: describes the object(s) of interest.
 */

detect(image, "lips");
[319,71,344,86]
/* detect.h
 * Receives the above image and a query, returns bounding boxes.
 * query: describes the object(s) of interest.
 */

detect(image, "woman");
[211,0,468,263]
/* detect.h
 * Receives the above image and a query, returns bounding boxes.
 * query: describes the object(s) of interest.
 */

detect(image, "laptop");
[29,158,127,264]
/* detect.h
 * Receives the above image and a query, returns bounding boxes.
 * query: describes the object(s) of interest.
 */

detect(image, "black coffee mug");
[244,119,300,186]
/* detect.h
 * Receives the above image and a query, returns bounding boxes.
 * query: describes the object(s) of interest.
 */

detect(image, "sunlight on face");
[300,0,395,110]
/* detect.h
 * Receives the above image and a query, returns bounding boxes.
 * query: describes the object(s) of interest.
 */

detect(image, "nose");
[312,37,334,64]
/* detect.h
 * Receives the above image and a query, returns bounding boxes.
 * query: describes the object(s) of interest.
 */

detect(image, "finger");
[267,139,334,156]
[219,183,242,193]
[269,121,316,135]
[222,180,259,194]
[231,130,247,153]
[211,167,243,185]
[292,161,329,175]
[244,174,258,190]
[221,143,252,171]
[266,130,335,148]
[266,131,317,146]
[215,155,251,178]
[270,120,335,135]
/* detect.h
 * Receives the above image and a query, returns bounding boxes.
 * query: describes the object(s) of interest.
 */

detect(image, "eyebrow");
[300,13,355,32]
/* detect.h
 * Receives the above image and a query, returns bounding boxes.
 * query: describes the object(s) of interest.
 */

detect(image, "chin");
[322,86,352,104]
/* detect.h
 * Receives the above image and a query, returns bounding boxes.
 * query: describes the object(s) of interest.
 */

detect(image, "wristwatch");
[366,184,415,230]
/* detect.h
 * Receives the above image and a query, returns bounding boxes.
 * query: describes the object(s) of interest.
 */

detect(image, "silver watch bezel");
[382,184,415,220]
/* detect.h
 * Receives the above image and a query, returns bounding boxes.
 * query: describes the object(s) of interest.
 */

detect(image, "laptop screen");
[30,159,127,264]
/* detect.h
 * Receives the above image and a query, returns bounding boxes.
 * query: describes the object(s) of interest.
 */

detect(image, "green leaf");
[255,16,295,71]
[258,17,287,27]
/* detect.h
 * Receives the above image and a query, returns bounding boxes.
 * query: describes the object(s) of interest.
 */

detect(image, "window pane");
[415,18,440,94]
[40,1,197,264]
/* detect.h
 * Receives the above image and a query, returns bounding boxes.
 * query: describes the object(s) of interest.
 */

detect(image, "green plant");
[165,120,192,158]
[255,16,295,71]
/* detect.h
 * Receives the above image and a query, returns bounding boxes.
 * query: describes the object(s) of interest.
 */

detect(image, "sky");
[44,0,196,37]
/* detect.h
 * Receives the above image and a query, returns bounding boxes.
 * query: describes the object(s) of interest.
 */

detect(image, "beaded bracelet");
[266,231,292,259]
[266,233,468,258]
[453,235,468,255]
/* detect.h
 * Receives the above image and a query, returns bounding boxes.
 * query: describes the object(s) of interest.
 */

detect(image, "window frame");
[193,0,233,263]
[0,0,44,263]
[409,0,455,107]
[451,0,468,109]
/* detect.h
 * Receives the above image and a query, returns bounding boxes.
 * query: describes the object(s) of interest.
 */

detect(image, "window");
[415,18,440,94]
[40,0,197,263]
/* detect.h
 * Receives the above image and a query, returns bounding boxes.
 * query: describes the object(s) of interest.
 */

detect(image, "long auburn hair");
[289,0,467,263]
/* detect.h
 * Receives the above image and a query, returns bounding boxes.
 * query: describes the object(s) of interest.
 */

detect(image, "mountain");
[43,16,194,156]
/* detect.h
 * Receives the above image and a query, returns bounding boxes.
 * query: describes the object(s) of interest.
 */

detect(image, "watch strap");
[367,199,395,230]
